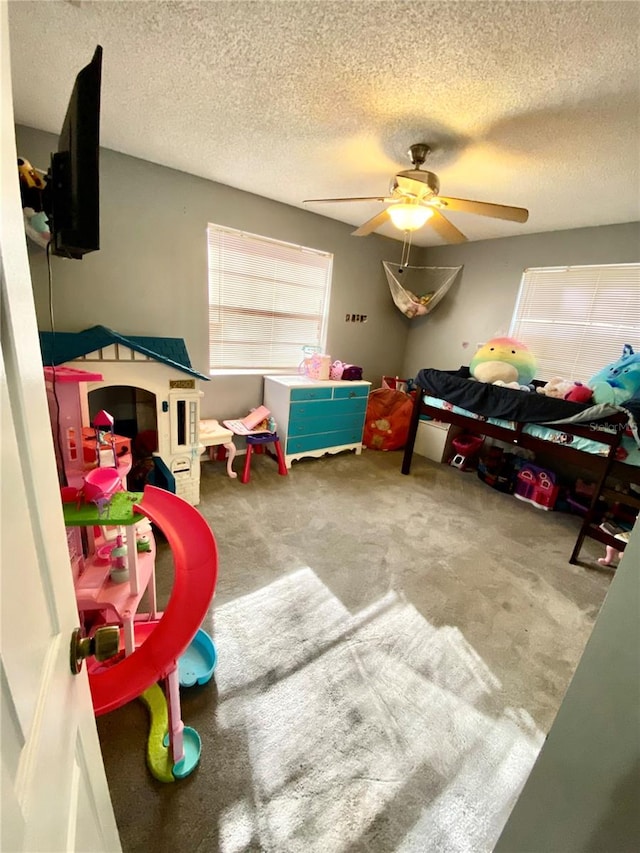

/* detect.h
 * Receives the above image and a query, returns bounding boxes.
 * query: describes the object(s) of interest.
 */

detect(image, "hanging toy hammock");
[383,261,462,319]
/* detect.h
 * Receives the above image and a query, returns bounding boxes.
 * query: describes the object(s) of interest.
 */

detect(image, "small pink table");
[199,419,237,479]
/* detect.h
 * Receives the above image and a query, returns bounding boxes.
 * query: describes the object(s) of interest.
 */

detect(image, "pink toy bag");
[330,360,363,381]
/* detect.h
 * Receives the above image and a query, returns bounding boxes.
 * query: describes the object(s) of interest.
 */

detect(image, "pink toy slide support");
[88,486,218,717]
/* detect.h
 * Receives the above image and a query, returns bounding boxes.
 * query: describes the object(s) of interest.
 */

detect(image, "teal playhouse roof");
[39,326,209,381]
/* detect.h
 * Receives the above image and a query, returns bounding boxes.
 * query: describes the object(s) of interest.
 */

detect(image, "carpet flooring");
[97,448,611,853]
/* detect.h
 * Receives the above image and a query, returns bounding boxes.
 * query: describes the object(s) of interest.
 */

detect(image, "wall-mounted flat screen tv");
[44,45,102,260]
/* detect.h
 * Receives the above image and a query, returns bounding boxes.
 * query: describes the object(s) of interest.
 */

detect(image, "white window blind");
[207,224,333,372]
[510,263,640,382]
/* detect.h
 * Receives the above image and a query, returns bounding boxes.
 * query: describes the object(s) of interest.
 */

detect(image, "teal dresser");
[264,375,371,468]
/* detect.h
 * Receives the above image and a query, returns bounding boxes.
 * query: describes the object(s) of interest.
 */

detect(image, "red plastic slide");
[89,486,218,716]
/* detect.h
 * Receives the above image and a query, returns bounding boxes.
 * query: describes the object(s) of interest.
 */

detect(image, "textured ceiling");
[8,0,640,246]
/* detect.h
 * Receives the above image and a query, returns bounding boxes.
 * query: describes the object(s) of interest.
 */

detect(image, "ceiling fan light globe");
[388,204,433,231]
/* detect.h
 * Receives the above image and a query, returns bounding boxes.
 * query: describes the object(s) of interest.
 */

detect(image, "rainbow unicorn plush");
[589,344,640,405]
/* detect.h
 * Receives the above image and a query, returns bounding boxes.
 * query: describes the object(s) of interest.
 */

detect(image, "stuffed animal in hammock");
[588,344,640,405]
[469,337,537,387]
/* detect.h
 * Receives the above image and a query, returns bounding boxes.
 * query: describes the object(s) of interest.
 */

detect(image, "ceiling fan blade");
[352,209,391,237]
[438,196,529,223]
[429,209,468,243]
[303,196,393,204]
[395,173,438,199]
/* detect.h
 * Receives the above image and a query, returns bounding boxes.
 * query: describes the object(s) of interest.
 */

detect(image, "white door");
[0,8,121,852]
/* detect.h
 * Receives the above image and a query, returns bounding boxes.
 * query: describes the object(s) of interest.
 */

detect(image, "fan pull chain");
[400,230,413,269]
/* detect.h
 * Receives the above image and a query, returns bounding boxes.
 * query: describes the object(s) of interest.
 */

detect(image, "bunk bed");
[401,368,640,564]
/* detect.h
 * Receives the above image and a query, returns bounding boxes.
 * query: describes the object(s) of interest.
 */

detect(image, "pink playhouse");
[40,325,209,505]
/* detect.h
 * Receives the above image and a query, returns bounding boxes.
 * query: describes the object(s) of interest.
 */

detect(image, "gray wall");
[18,123,640,413]
[494,517,640,852]
[16,125,409,419]
[402,221,640,380]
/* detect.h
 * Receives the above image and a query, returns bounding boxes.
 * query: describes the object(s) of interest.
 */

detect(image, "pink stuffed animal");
[538,377,593,403]
[565,383,593,404]
[537,377,574,399]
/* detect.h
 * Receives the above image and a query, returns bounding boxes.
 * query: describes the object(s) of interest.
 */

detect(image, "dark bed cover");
[416,368,640,433]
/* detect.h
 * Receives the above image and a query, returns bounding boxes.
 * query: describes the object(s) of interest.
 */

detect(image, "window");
[509,263,640,381]
[207,224,333,373]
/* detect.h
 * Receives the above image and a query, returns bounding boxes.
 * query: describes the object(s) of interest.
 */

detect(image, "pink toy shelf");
[51,365,219,781]
[88,487,218,780]
[74,535,157,654]
[63,491,158,655]
[63,487,218,781]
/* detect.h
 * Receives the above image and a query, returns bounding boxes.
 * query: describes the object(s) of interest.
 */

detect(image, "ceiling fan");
[303,143,529,243]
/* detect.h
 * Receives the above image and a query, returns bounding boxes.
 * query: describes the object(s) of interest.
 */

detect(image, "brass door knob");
[70,626,120,675]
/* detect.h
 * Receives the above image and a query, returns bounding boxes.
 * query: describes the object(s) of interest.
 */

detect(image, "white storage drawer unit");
[414,418,461,463]
[264,375,371,468]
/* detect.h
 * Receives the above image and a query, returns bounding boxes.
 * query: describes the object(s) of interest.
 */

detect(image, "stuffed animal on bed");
[537,377,593,403]
[588,344,640,405]
[469,337,537,387]
[537,377,575,399]
[565,383,593,404]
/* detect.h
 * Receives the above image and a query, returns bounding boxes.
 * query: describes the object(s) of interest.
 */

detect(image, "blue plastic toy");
[178,628,217,687]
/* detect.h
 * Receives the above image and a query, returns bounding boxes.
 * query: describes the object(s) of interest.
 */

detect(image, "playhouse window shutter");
[510,263,640,382]
[207,224,333,371]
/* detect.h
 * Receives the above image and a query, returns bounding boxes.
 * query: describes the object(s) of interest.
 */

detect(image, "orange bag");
[363,388,415,451]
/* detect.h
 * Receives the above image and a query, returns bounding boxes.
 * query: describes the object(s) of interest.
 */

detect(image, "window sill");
[209,368,300,377]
